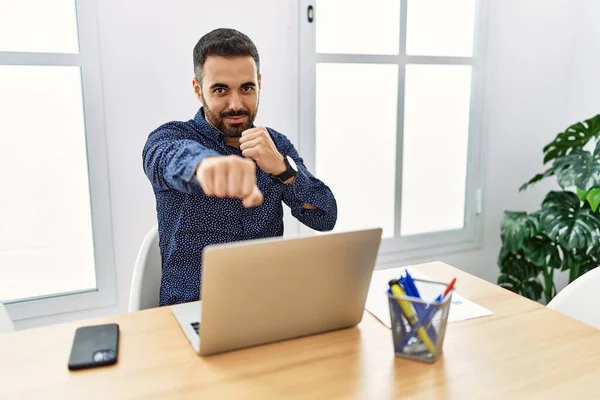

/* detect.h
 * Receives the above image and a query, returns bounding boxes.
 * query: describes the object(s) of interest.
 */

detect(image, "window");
[0,0,115,320]
[299,0,487,263]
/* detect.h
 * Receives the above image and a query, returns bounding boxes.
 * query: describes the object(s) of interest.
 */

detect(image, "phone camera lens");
[93,349,115,362]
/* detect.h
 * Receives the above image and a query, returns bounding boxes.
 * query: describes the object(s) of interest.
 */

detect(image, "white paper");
[365,267,493,328]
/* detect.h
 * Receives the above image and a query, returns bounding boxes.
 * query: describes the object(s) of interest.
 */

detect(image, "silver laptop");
[172,228,382,356]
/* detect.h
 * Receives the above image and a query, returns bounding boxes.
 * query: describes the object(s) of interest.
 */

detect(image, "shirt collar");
[193,107,257,146]
[193,107,225,144]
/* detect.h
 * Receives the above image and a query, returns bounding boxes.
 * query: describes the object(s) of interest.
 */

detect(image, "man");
[142,28,337,306]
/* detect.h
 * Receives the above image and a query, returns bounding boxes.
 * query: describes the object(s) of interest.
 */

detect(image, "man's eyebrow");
[209,83,229,90]
[241,82,256,87]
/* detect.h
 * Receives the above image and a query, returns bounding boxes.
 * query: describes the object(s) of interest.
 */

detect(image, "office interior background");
[1,0,599,330]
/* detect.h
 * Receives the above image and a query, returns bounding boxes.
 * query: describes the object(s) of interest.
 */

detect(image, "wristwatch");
[271,155,298,182]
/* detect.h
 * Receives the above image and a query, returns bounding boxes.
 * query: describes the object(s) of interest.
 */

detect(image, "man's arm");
[143,127,219,193]
[239,127,337,232]
[142,127,263,207]
[278,138,337,232]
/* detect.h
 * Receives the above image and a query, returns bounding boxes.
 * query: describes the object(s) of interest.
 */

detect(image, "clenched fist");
[239,127,287,175]
[195,155,264,208]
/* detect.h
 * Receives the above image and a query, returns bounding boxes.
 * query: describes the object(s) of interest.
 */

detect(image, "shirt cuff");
[183,150,219,191]
[290,167,313,202]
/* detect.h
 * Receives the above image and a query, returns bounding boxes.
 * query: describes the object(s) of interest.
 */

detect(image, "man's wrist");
[270,154,298,183]
[271,155,287,175]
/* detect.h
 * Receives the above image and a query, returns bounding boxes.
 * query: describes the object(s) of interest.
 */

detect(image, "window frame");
[298,0,489,264]
[0,0,117,320]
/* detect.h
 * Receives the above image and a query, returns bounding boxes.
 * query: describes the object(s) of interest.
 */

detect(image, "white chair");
[128,225,162,312]
[0,301,15,333]
[547,267,600,330]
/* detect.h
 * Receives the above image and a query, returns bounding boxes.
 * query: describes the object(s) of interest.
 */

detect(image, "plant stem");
[542,267,554,304]
[569,261,580,284]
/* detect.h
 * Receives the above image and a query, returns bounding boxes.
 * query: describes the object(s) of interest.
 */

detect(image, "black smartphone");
[68,323,119,371]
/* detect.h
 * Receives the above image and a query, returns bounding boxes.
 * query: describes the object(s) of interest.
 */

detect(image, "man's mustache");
[221,110,250,118]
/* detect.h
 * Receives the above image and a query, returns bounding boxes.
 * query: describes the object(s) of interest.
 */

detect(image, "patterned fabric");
[142,108,337,306]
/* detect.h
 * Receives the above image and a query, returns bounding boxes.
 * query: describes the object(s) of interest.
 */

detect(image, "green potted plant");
[498,114,600,303]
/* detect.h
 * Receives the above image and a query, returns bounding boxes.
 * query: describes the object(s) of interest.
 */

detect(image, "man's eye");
[242,86,254,93]
[214,88,226,95]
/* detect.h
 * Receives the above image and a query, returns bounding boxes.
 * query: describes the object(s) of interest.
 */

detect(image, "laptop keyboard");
[191,322,200,335]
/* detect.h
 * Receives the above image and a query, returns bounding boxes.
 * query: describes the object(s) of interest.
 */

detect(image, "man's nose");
[228,92,242,111]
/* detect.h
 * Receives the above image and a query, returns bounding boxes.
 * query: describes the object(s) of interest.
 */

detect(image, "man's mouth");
[225,116,247,123]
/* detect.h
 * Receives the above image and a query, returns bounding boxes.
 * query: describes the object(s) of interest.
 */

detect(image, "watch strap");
[272,156,297,182]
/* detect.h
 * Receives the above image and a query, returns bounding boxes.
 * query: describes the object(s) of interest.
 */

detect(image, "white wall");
[15,0,597,328]
[568,0,600,123]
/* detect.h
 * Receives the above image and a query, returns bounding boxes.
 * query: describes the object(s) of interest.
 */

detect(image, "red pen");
[434,278,457,302]
[443,278,457,297]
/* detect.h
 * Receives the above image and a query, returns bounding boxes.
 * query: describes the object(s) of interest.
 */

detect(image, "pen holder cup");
[387,279,453,363]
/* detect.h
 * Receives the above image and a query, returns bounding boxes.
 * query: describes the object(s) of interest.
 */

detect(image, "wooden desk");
[2,261,600,399]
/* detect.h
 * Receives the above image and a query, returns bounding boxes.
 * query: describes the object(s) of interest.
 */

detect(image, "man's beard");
[202,100,258,138]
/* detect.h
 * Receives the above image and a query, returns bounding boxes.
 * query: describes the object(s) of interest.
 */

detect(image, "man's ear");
[192,77,203,102]
[258,74,262,90]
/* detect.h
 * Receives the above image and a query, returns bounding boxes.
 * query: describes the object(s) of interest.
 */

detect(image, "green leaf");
[561,246,575,271]
[588,244,600,263]
[563,247,600,283]
[553,142,600,190]
[500,212,541,252]
[522,236,561,268]
[540,191,600,250]
[497,249,543,301]
[586,188,600,212]
[520,168,554,192]
[577,187,589,202]
[580,262,600,278]
[498,274,544,300]
[542,114,600,165]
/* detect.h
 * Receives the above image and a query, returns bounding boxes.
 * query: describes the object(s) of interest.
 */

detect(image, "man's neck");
[225,136,241,149]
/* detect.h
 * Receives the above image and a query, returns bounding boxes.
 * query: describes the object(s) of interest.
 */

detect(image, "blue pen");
[403,272,437,342]
[398,304,440,349]
[398,278,456,349]
[405,271,421,298]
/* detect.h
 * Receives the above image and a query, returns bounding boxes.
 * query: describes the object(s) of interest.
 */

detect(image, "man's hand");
[195,155,264,208]
[239,127,316,209]
[239,127,287,175]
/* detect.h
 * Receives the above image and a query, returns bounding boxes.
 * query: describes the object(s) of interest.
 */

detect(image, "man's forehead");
[203,56,258,84]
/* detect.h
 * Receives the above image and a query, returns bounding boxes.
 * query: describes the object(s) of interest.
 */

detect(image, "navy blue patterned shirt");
[142,108,337,306]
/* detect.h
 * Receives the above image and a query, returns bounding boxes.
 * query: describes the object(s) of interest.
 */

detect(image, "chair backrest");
[0,301,15,333]
[128,225,162,312]
[547,267,600,330]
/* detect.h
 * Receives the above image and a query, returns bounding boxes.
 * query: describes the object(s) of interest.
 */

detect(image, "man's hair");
[193,28,260,82]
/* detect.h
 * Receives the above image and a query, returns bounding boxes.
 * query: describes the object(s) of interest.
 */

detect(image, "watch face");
[286,155,298,172]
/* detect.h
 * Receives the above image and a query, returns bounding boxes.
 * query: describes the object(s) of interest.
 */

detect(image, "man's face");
[193,56,261,137]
